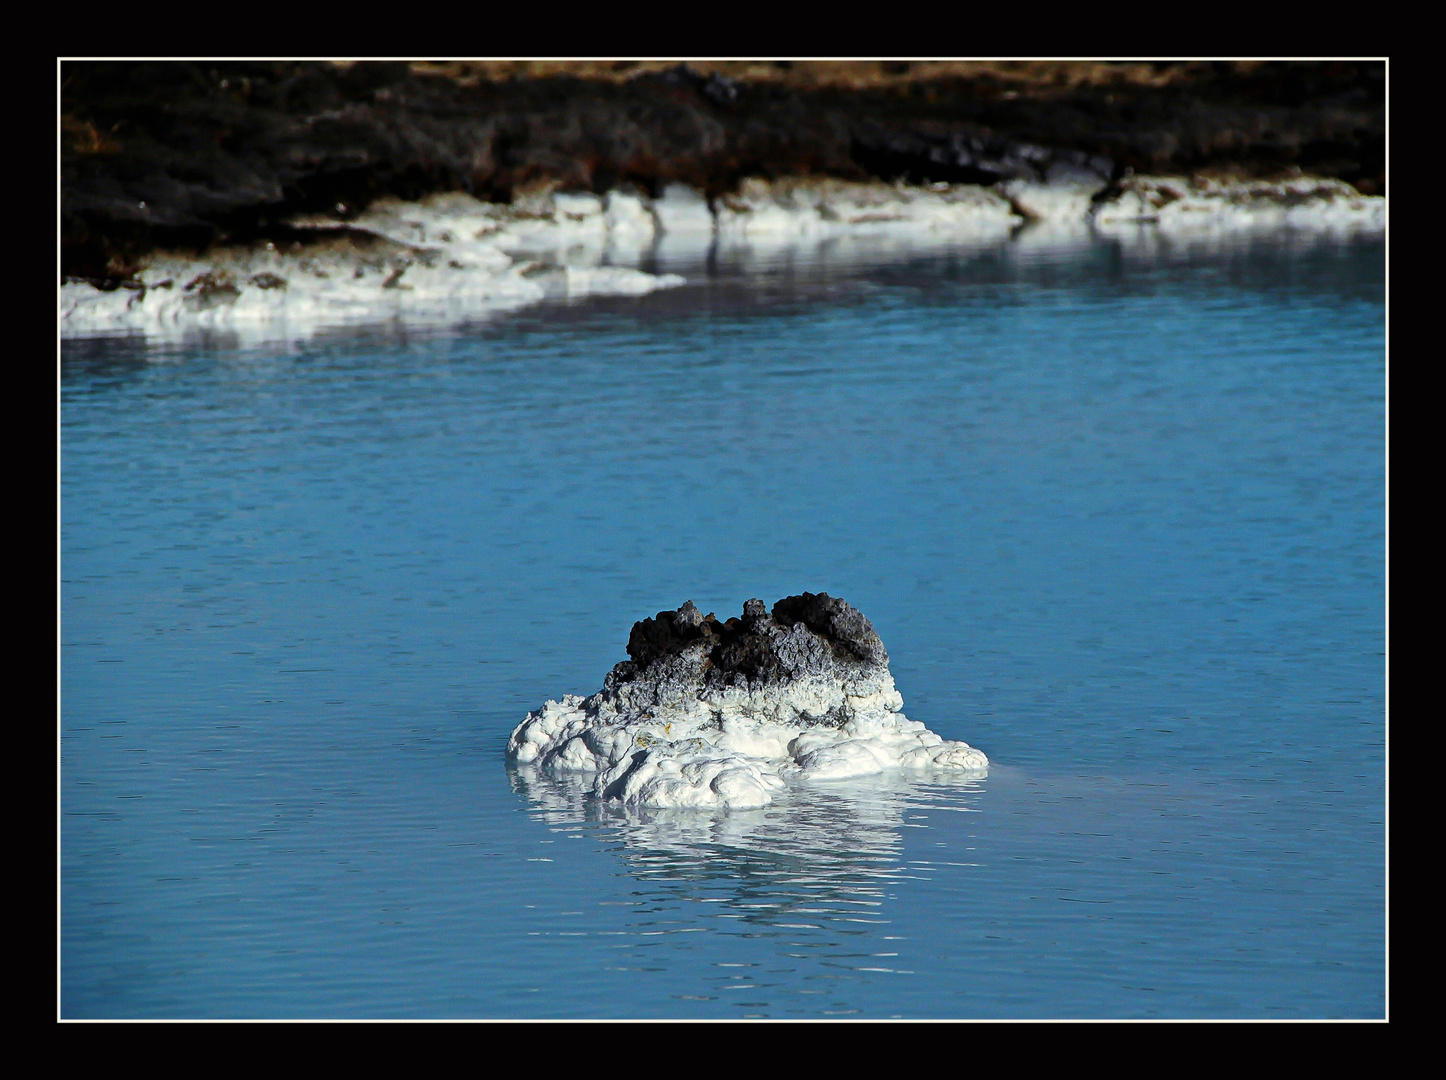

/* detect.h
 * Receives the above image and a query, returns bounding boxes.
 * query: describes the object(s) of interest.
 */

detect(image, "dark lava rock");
[622,592,888,689]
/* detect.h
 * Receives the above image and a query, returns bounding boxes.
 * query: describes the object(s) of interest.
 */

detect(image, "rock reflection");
[510,763,986,929]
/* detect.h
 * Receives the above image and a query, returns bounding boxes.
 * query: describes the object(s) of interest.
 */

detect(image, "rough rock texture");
[507,594,988,809]
[622,594,888,689]
[62,60,1385,283]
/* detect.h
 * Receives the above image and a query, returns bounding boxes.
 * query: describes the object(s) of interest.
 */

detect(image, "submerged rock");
[507,593,988,809]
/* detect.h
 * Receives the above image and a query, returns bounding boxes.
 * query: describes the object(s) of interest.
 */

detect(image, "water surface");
[61,229,1386,1017]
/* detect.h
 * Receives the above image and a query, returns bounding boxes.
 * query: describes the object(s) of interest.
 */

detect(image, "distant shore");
[60,173,1384,341]
[61,61,1384,286]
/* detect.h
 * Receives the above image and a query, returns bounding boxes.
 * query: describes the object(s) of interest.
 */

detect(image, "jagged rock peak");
[624,592,889,676]
[509,589,989,807]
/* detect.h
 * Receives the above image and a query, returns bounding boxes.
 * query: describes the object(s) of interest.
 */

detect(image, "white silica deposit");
[714,177,1019,244]
[1091,175,1385,233]
[59,187,687,340]
[507,594,989,810]
[60,174,1383,340]
[1000,177,1107,226]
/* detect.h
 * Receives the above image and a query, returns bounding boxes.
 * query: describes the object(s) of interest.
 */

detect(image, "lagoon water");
[61,230,1386,1018]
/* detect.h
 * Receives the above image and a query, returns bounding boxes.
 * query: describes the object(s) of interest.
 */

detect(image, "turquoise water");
[61,232,1385,1018]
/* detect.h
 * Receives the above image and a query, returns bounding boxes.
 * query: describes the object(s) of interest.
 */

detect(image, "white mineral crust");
[1091,175,1385,233]
[507,594,988,810]
[61,175,1383,341]
[1000,178,1106,224]
[59,189,685,341]
[713,177,1020,244]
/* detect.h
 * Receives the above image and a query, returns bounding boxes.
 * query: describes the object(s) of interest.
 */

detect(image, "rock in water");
[507,593,988,809]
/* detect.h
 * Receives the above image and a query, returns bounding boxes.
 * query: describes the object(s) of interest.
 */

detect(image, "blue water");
[61,231,1386,1018]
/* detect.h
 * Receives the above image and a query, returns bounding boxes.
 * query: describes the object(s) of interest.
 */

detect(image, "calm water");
[61,230,1386,1018]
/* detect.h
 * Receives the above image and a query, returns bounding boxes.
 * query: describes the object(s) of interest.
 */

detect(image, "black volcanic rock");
[61,61,1386,283]
[619,593,888,704]
[771,592,888,666]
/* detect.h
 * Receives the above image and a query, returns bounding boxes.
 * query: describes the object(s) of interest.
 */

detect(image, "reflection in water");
[510,763,985,935]
[648,219,1379,282]
[60,225,1381,371]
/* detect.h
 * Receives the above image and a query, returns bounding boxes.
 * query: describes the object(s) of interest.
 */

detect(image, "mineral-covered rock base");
[507,594,988,809]
[60,174,1384,341]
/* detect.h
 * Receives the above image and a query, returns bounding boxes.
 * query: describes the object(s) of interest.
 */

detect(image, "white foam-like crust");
[61,176,1383,340]
[1001,178,1106,224]
[652,183,715,236]
[1092,175,1385,233]
[507,664,988,811]
[60,189,682,340]
[714,177,1019,244]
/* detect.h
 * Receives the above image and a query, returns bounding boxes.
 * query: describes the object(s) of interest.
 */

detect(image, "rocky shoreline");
[60,170,1385,339]
[63,61,1384,285]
